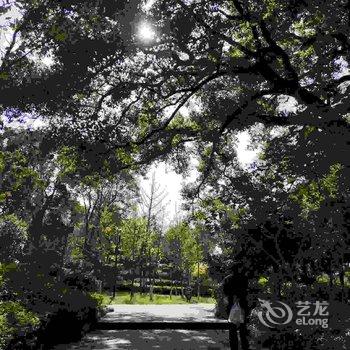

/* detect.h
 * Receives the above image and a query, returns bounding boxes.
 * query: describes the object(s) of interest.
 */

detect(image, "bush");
[0,314,12,350]
[89,292,110,307]
[1,281,100,350]
[0,301,39,350]
[62,264,100,291]
[18,288,100,349]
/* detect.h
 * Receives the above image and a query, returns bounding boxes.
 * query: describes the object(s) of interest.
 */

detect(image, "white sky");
[143,0,157,11]
[0,4,21,58]
[140,131,258,222]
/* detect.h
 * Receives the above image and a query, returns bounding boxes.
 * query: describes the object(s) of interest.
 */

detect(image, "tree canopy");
[1,1,350,349]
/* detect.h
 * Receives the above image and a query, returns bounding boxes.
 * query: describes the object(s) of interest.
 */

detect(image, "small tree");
[165,221,204,299]
[140,172,168,300]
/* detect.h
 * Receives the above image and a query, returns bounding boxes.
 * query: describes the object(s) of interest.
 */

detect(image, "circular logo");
[257,298,293,328]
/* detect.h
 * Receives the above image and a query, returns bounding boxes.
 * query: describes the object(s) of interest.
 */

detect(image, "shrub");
[32,288,99,347]
[0,301,39,350]
[62,264,100,291]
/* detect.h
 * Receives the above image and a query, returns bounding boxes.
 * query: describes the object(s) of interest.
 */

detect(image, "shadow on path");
[52,329,230,350]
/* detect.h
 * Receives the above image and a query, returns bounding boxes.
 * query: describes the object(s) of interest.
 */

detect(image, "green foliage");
[100,207,118,238]
[192,262,208,279]
[0,302,39,327]
[167,115,201,132]
[68,236,85,261]
[290,163,343,217]
[290,181,325,216]
[0,149,45,194]
[296,45,315,59]
[92,292,215,305]
[0,262,17,287]
[0,217,27,262]
[303,126,316,138]
[120,217,148,259]
[0,72,9,81]
[171,134,183,147]
[321,163,343,198]
[262,0,279,20]
[0,214,28,232]
[258,276,269,287]
[81,174,101,187]
[229,46,244,59]
[292,12,325,38]
[0,315,12,350]
[202,198,246,229]
[166,222,204,274]
[137,103,158,138]
[88,292,109,307]
[193,210,207,221]
[0,301,39,349]
[0,153,4,173]
[197,159,206,173]
[73,202,85,215]
[278,37,301,50]
[98,207,121,264]
[235,21,255,51]
[49,25,68,42]
[316,274,330,284]
[57,146,79,177]
[257,98,275,114]
[115,149,134,166]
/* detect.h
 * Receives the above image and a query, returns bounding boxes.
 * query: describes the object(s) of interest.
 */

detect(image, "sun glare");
[137,22,156,43]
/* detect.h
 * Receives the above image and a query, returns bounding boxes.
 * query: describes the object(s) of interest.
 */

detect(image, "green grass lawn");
[90,291,215,306]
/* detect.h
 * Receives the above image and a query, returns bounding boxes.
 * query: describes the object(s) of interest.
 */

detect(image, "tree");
[71,174,137,262]
[1,0,349,177]
[165,221,204,298]
[118,216,158,299]
[0,129,75,270]
[139,172,168,299]
[1,1,350,347]
[185,124,350,346]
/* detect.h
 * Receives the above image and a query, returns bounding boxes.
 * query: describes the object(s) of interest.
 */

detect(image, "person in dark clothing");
[222,264,251,350]
[184,286,193,302]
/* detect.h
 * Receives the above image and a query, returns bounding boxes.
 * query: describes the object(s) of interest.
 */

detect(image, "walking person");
[222,263,251,350]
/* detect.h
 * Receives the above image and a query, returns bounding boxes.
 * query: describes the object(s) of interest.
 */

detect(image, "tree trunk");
[187,268,191,287]
[130,251,136,300]
[130,274,135,300]
[112,246,118,299]
[28,209,46,251]
[140,263,147,295]
[180,276,184,299]
[170,275,175,299]
[148,255,154,301]
[197,262,200,301]
[328,261,333,300]
[339,259,345,302]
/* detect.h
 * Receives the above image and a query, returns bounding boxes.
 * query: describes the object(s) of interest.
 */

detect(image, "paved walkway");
[52,304,232,349]
[101,304,227,323]
[51,304,269,349]
[52,329,231,349]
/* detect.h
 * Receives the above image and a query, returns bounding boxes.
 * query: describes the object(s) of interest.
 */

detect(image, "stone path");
[51,304,232,349]
[52,329,231,349]
[51,304,268,349]
[101,304,227,323]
